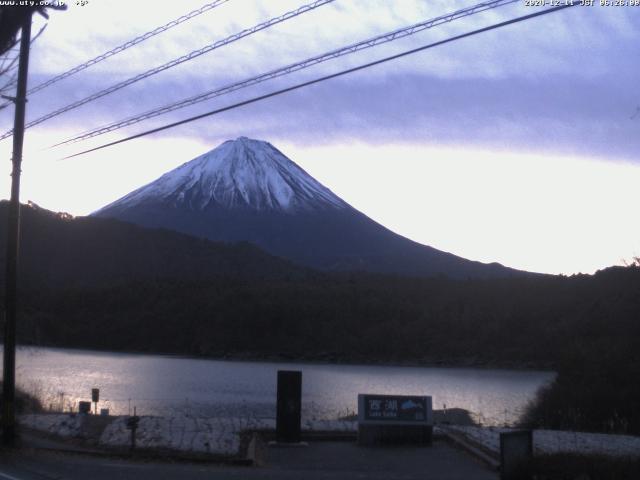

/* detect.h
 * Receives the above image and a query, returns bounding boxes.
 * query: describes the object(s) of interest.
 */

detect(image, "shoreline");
[11,342,557,373]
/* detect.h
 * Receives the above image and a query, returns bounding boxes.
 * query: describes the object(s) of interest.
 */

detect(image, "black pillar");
[276,370,301,443]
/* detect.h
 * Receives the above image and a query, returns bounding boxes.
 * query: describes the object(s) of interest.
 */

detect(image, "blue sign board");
[358,394,433,425]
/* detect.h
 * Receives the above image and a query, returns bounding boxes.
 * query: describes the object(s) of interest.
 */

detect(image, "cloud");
[1,0,635,162]
[51,71,634,162]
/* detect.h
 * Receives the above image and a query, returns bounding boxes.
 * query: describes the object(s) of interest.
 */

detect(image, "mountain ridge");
[94,137,527,279]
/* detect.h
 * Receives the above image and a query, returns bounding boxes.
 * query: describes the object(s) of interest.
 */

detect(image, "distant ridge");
[0,201,305,290]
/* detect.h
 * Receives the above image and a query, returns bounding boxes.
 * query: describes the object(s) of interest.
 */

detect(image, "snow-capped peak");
[99,137,349,213]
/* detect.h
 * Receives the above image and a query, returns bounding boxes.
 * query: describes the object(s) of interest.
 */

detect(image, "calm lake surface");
[14,347,555,425]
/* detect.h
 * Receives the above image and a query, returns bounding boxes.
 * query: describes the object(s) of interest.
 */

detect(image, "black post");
[500,430,533,480]
[276,370,302,443]
[2,13,32,446]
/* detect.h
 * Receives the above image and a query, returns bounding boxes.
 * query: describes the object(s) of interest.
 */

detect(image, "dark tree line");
[8,265,640,434]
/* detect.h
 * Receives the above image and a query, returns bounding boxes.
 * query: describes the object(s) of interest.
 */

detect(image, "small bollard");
[276,370,302,443]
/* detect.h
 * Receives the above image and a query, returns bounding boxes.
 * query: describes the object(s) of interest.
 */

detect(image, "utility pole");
[2,11,32,447]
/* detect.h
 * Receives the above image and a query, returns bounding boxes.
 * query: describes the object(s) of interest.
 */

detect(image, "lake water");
[13,347,555,426]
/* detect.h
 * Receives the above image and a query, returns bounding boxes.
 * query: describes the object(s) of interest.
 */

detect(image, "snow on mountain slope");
[99,137,348,214]
[94,137,524,279]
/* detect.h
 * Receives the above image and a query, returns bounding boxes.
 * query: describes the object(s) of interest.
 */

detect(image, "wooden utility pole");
[2,11,31,447]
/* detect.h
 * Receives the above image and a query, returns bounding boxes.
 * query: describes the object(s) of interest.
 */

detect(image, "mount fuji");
[94,137,520,278]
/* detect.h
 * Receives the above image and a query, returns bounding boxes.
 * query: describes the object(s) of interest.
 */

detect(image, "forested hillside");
[1,202,639,434]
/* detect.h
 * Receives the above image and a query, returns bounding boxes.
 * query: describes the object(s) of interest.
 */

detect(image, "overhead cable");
[56,0,519,147]
[61,4,578,160]
[0,0,335,141]
[28,0,230,95]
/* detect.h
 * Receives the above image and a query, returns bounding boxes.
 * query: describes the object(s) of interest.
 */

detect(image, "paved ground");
[266,441,498,479]
[0,440,498,480]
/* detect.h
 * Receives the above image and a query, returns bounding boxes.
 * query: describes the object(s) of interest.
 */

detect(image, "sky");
[0,0,638,275]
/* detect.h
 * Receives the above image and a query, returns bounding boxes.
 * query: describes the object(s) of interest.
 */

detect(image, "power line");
[57,0,519,147]
[0,0,335,141]
[28,0,230,95]
[61,4,578,161]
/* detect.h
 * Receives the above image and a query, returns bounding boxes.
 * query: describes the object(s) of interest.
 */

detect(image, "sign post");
[125,406,140,452]
[91,388,99,415]
[357,394,433,446]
